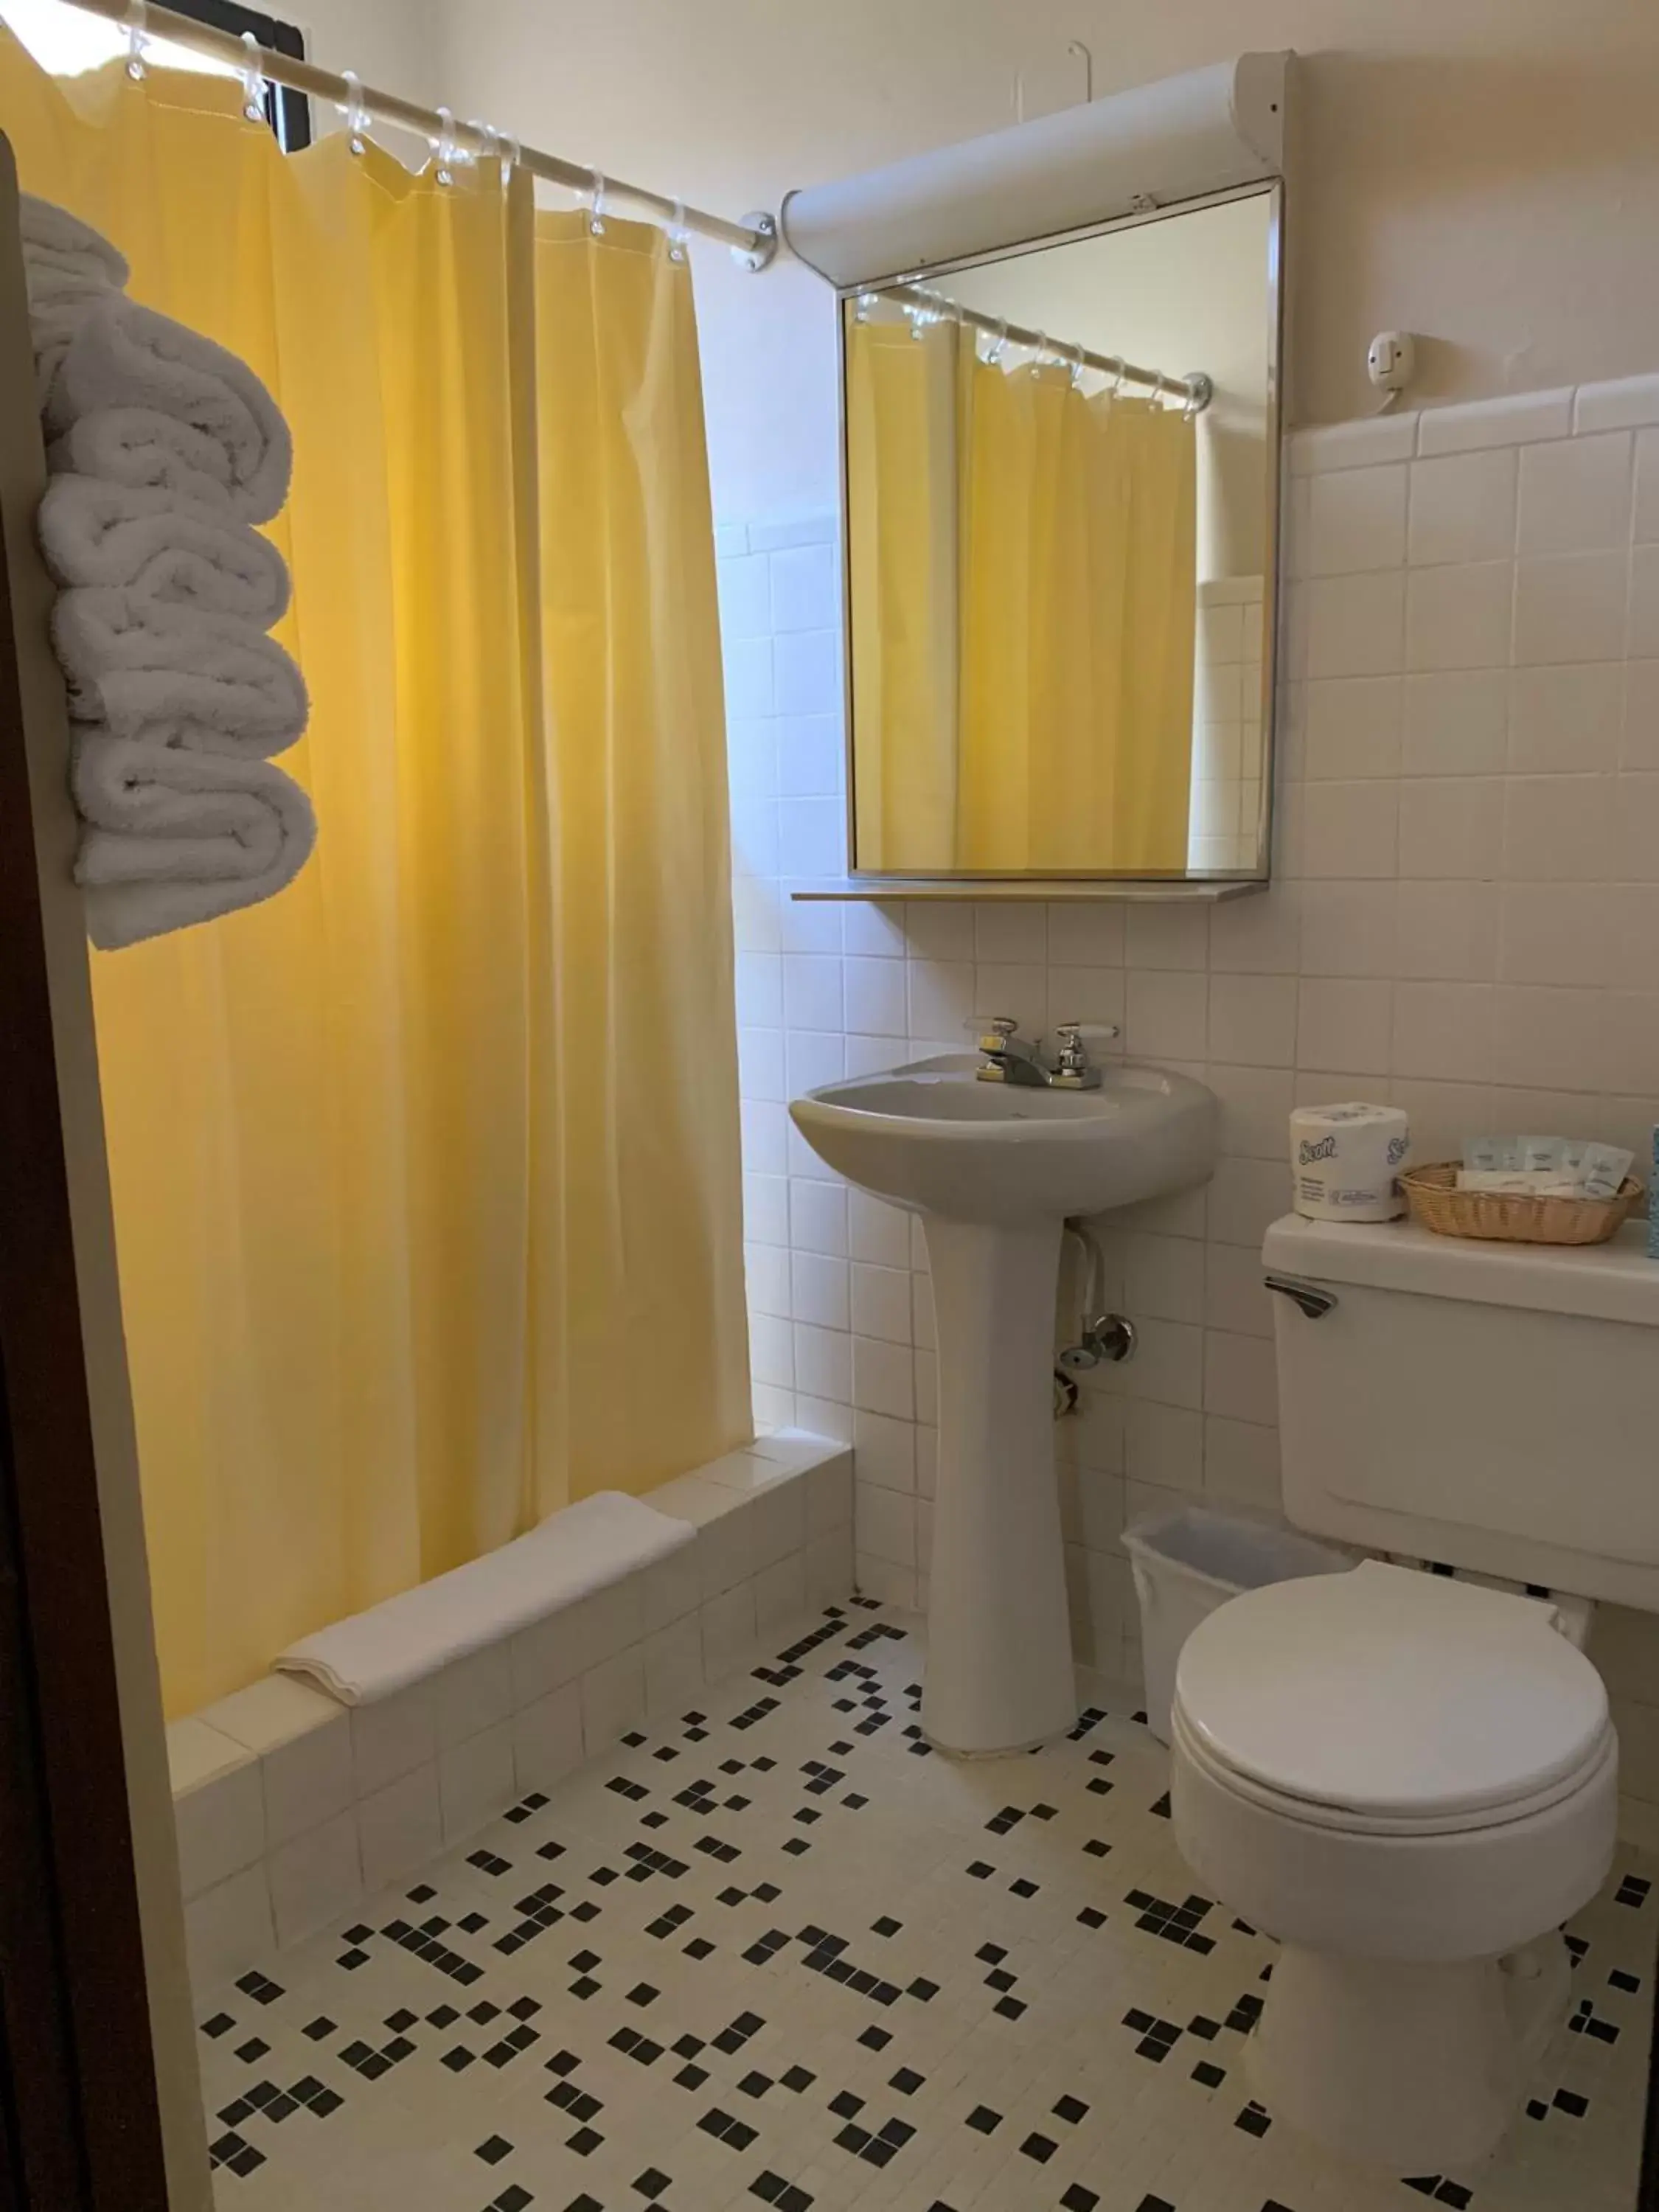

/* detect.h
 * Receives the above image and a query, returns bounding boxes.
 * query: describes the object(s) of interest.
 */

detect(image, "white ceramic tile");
[1207,886,1300,974]
[511,1683,584,1793]
[1576,373,1659,434]
[580,1648,646,1756]
[167,1714,255,1795]
[1122,1398,1204,1491]
[349,1682,437,1799]
[852,1332,914,1419]
[1405,560,1512,672]
[717,551,771,641]
[723,633,773,719]
[788,1177,846,1259]
[1203,1329,1280,1427]
[1304,569,1405,679]
[769,540,838,633]
[973,903,1046,964]
[907,957,974,1041]
[1295,977,1394,1074]
[1304,463,1407,575]
[782,952,844,1032]
[775,712,844,799]
[355,1762,442,1891]
[1203,1062,1295,1159]
[843,953,907,1037]
[1631,545,1659,658]
[1397,776,1504,880]
[1122,1231,1206,1326]
[1112,1316,1203,1410]
[855,1479,917,1570]
[260,1711,355,1853]
[1298,779,1398,879]
[1123,969,1208,1060]
[1046,964,1126,1029]
[1614,772,1659,882]
[1503,773,1617,881]
[847,1188,910,1268]
[433,1644,516,1754]
[850,1262,912,1344]
[1204,1242,1274,1338]
[1415,387,1574,456]
[777,796,845,876]
[1394,880,1500,981]
[745,1242,791,1321]
[1204,1413,1283,1508]
[1288,413,1417,473]
[184,1865,273,1994]
[773,627,841,718]
[1206,972,1297,1068]
[1407,448,1517,567]
[1637,432,1659,546]
[1205,1156,1293,1248]
[791,1321,850,1405]
[174,1758,265,1901]
[1294,880,1398,978]
[789,1248,849,1332]
[1046,901,1126,966]
[267,1809,362,1950]
[1301,675,1402,780]
[436,1717,517,1845]
[1514,551,1629,665]
[748,513,835,553]
[1508,663,1625,772]
[1391,981,1498,1082]
[784,1028,844,1098]
[1518,431,1634,557]
[1399,669,1509,776]
[700,1580,757,1680]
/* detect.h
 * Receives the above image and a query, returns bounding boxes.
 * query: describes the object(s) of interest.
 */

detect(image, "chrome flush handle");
[1265,1274,1339,1321]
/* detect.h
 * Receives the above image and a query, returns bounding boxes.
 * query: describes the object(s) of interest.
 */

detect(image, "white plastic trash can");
[1124,1508,1352,1745]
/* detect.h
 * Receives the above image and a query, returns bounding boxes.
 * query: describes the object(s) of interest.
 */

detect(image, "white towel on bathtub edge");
[274,1492,698,1707]
[73,731,316,950]
[19,192,128,289]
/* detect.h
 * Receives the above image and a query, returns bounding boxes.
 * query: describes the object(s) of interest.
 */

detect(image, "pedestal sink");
[790,1053,1217,1756]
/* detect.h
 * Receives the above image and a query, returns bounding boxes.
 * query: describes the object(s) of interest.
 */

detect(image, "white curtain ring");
[434,104,458,186]
[586,169,608,235]
[498,131,521,189]
[1065,340,1085,387]
[339,68,369,156]
[667,197,689,262]
[988,316,1009,365]
[239,29,268,124]
[123,0,147,79]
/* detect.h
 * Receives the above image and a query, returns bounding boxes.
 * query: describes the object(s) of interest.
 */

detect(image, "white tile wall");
[721,371,1659,1834]
[168,1435,854,1992]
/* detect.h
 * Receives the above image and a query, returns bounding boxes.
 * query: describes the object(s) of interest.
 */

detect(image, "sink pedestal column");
[920,1214,1078,1755]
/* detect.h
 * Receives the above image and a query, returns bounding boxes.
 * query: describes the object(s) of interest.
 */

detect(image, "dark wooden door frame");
[0,139,190,2210]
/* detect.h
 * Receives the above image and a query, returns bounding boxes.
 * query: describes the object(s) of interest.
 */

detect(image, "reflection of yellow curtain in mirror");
[0,35,750,1715]
[849,317,1197,873]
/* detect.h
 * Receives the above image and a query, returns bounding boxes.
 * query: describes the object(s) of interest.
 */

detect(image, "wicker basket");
[1400,1161,1644,1247]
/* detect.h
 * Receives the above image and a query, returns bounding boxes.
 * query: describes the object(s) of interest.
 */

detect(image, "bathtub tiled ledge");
[167,1431,854,1994]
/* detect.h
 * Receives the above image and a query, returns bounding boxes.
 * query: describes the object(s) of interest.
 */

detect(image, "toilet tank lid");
[1262,1213,1659,1329]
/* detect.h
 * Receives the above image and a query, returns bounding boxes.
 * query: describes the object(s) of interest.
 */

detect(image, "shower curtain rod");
[872,280,1211,409]
[60,0,779,265]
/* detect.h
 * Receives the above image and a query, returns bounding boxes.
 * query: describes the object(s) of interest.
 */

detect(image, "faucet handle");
[1054,1021,1121,1073]
[967,1015,1020,1052]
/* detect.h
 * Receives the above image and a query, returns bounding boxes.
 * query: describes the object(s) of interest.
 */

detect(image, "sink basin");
[790,1050,1220,1759]
[790,1053,1217,1226]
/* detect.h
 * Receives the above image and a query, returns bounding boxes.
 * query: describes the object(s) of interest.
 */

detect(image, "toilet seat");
[1174,1559,1610,1831]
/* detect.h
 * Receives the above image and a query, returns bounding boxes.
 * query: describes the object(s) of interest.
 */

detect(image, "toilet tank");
[1262,1213,1659,1612]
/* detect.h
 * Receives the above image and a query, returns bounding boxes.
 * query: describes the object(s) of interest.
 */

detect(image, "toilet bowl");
[1169,1559,1617,2175]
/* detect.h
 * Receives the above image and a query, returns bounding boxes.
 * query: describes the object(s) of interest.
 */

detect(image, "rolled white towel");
[52,587,307,758]
[18,193,128,289]
[49,406,240,519]
[40,475,290,627]
[49,296,291,524]
[73,730,316,951]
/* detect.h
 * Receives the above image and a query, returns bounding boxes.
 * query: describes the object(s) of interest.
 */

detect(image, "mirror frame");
[835,176,1286,888]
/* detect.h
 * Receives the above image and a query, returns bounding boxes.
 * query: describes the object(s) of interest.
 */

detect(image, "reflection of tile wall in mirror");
[841,183,1281,881]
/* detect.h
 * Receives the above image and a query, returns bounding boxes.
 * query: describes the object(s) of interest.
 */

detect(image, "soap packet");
[1456,1135,1632,1200]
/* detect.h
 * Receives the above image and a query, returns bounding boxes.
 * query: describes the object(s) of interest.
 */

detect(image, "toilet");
[1169,1208,1659,2175]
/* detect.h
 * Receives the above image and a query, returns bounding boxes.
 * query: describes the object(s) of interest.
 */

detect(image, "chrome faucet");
[969,1017,1119,1089]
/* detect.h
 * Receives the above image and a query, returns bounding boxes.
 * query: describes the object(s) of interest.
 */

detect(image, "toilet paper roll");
[1290,1103,1411,1222]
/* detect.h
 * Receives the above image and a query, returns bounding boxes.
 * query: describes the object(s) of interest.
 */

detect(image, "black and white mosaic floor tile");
[198,1603,1655,2212]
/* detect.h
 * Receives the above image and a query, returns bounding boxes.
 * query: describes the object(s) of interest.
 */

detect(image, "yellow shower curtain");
[0,35,750,1715]
[849,316,1197,874]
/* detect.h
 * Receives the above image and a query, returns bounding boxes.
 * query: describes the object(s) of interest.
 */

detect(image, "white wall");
[431,0,1659,523]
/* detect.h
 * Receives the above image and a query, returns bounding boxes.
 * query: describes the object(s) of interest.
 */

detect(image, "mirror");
[841,182,1281,882]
